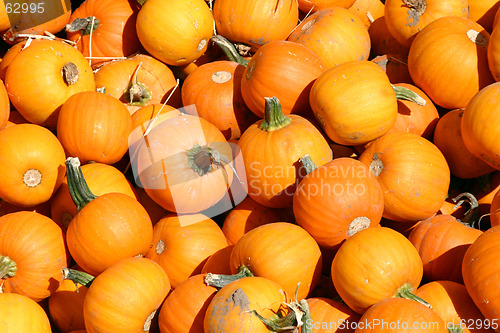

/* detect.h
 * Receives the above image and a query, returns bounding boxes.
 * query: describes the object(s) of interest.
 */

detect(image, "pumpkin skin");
[488,19,500,80]
[48,277,88,333]
[468,0,500,32]
[331,227,424,314]
[0,211,68,302]
[135,112,237,213]
[434,109,495,179]
[94,54,182,114]
[299,0,356,13]
[83,257,170,333]
[230,222,323,301]
[384,0,470,48]
[462,226,500,331]
[306,297,361,333]
[237,98,332,208]
[354,297,448,333]
[4,40,95,128]
[213,0,298,51]
[490,190,500,227]
[0,79,9,130]
[461,82,500,170]
[0,2,10,31]
[66,0,141,68]
[57,91,133,165]
[136,0,214,66]
[414,280,495,333]
[408,214,483,283]
[358,132,450,222]
[310,60,398,146]
[287,7,371,70]
[50,162,137,232]
[408,16,494,110]
[201,245,234,275]
[368,16,410,58]
[348,0,385,28]
[240,40,326,118]
[145,213,228,289]
[0,123,66,207]
[130,103,181,131]
[204,276,289,333]
[0,293,52,332]
[181,60,258,140]
[293,157,384,250]
[158,273,218,333]
[371,54,413,85]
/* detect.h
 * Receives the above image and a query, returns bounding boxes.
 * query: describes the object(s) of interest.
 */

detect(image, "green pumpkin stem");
[211,34,249,67]
[62,267,95,289]
[448,325,464,333]
[259,97,292,132]
[392,84,427,106]
[66,16,99,36]
[65,157,98,212]
[252,298,312,333]
[451,192,480,228]
[0,255,17,279]
[299,154,318,175]
[124,62,153,106]
[204,265,254,288]
[394,283,432,309]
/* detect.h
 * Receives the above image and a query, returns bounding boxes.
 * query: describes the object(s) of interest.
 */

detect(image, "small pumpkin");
[468,0,500,32]
[348,0,385,28]
[371,54,413,85]
[0,123,66,207]
[368,16,410,58]
[306,297,361,333]
[4,39,95,128]
[0,293,52,332]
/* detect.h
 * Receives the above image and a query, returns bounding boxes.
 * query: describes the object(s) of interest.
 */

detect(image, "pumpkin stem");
[259,97,293,131]
[62,267,95,289]
[65,157,98,211]
[347,216,371,236]
[62,62,79,85]
[66,16,100,35]
[452,192,480,228]
[204,265,254,288]
[299,154,318,175]
[369,152,384,177]
[448,324,464,333]
[252,298,312,333]
[402,0,427,26]
[0,256,17,279]
[211,34,249,66]
[394,283,432,309]
[392,85,426,105]
[124,62,153,106]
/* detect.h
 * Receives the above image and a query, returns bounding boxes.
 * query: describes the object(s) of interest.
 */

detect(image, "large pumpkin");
[4,39,95,128]
[408,16,494,110]
[358,132,450,222]
[136,0,214,66]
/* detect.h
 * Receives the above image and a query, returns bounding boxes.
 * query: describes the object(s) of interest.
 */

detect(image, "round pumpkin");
[331,227,424,314]
[407,16,494,110]
[0,79,9,130]
[4,39,95,128]
[358,132,450,222]
[0,123,66,207]
[48,276,88,333]
[306,297,361,332]
[0,293,52,332]
[468,0,500,32]
[0,211,68,302]
[136,0,214,66]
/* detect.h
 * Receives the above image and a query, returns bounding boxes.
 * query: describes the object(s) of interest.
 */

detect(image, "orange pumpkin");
[213,0,298,50]
[0,211,68,302]
[384,0,470,48]
[306,297,361,333]
[237,97,332,208]
[201,245,234,275]
[371,54,413,84]
[461,82,500,170]
[468,0,500,32]
[94,54,182,114]
[135,112,239,213]
[66,0,142,68]
[368,16,410,58]
[287,7,371,70]
[0,2,11,31]
[490,190,500,227]
[331,227,424,314]
[50,162,137,232]
[0,123,66,207]
[299,0,356,13]
[488,18,500,80]
[204,276,289,333]
[65,157,154,276]
[83,257,170,333]
[57,91,133,165]
[48,277,88,333]
[240,40,326,118]
[4,39,95,128]
[434,109,495,179]
[0,293,52,332]
[0,78,9,130]
[158,274,218,333]
[293,156,384,250]
[136,0,214,66]
[408,213,483,283]
[408,16,494,110]
[145,213,228,289]
[414,280,494,333]
[348,0,385,28]
[462,226,500,330]
[358,132,450,222]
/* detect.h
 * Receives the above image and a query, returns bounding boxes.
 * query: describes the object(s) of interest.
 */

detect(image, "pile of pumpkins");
[2,0,500,332]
